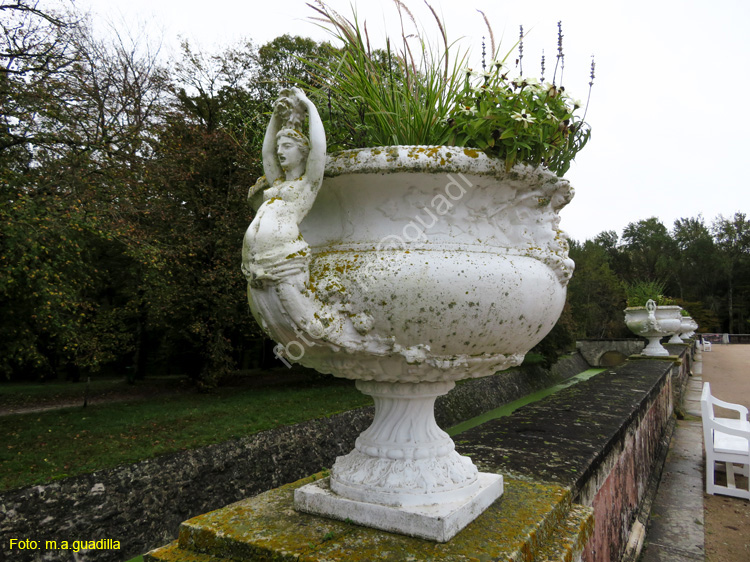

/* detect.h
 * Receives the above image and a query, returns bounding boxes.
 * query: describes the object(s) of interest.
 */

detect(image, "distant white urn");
[241,93,574,541]
[680,316,698,339]
[624,300,682,356]
[667,307,687,344]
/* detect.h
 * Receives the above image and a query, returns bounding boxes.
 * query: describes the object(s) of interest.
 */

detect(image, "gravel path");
[700,344,750,562]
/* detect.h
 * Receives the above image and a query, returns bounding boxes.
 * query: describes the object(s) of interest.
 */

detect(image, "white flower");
[560,90,582,109]
[471,84,488,95]
[511,109,536,127]
[459,105,477,116]
[490,59,506,71]
[544,107,559,121]
[512,76,541,90]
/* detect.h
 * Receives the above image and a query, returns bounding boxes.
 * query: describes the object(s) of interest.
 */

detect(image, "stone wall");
[576,339,645,366]
[457,346,692,562]
[578,349,691,562]
[0,359,581,562]
[576,363,677,561]
[435,352,589,427]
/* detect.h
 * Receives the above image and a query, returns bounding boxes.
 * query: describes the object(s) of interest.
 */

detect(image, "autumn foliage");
[2,2,749,385]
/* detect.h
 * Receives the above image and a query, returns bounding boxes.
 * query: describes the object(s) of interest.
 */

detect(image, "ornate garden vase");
[660,305,685,344]
[241,92,574,542]
[624,301,682,356]
[666,307,687,344]
[680,316,698,339]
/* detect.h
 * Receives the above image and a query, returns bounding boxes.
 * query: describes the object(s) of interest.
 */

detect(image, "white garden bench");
[701,382,750,499]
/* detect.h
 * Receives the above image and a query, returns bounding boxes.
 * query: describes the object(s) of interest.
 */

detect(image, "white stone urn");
[667,307,686,344]
[241,91,574,542]
[680,316,698,339]
[624,300,683,356]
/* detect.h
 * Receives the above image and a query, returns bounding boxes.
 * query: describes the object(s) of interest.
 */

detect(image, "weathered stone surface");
[294,473,503,542]
[0,361,577,562]
[434,358,580,428]
[455,348,690,562]
[145,474,593,562]
[639,420,705,561]
[549,352,593,380]
[143,349,688,562]
[456,360,672,488]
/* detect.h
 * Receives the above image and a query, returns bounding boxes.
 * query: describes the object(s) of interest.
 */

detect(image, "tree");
[225,34,341,154]
[132,41,271,387]
[0,28,334,382]
[567,238,628,339]
[673,299,721,334]
[0,0,79,155]
[672,215,721,303]
[712,213,750,333]
[0,0,90,379]
[620,217,678,288]
[0,3,172,380]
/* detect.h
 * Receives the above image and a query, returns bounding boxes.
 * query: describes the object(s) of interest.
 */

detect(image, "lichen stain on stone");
[307,250,368,298]
[285,249,308,260]
[146,473,592,562]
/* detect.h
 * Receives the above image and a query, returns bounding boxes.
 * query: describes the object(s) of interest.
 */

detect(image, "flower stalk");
[304,1,592,177]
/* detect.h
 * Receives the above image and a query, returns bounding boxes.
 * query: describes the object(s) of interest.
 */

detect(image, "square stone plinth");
[294,473,503,542]
[145,473,594,562]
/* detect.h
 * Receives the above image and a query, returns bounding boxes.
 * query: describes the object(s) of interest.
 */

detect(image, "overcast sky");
[78,0,750,242]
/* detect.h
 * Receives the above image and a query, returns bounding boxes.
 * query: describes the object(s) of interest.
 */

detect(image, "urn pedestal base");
[643,337,670,356]
[294,473,503,542]
[293,379,503,541]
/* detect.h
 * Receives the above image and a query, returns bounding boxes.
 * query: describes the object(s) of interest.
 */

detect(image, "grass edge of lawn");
[1,377,370,492]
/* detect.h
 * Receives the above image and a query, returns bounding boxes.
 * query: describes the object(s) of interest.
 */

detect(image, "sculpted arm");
[262,103,285,185]
[295,88,326,184]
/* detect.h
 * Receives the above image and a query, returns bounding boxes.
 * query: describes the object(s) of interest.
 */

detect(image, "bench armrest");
[709,417,750,439]
[711,396,749,420]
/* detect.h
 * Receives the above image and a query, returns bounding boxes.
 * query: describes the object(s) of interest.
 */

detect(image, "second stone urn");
[242,92,574,541]
[624,300,683,356]
[680,316,698,340]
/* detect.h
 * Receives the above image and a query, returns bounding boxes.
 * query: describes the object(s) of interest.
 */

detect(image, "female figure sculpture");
[241,87,326,285]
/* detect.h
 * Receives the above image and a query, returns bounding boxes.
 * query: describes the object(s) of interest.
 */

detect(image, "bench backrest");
[701,381,715,420]
[701,381,750,449]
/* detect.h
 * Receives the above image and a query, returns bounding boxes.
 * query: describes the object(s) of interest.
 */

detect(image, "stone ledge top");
[455,354,680,493]
[145,473,592,562]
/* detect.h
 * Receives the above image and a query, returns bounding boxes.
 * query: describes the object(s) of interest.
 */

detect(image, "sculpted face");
[277,135,305,173]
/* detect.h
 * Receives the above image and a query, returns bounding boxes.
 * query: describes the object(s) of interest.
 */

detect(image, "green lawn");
[1,375,370,491]
[0,355,550,492]
[0,375,188,409]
